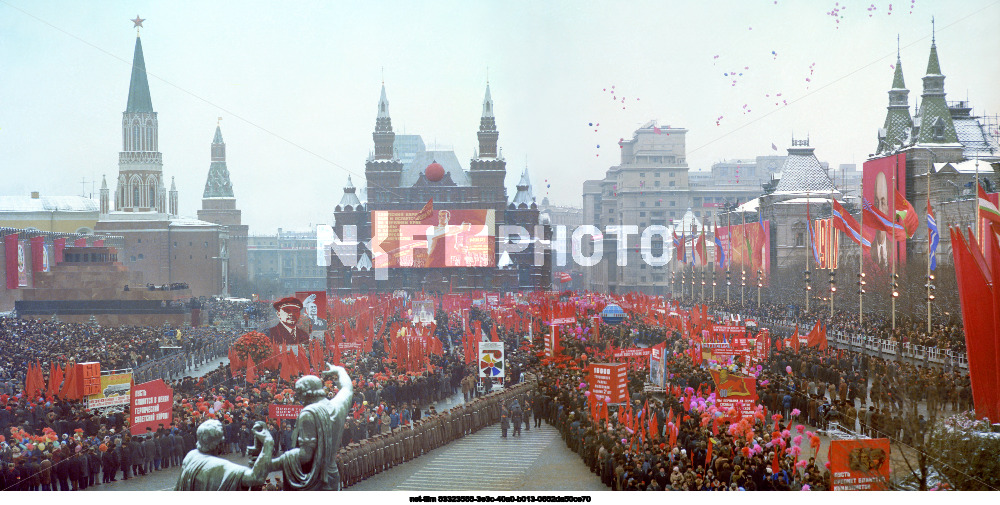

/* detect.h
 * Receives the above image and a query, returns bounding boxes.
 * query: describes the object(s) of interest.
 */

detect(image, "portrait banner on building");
[130,379,173,435]
[87,372,134,410]
[708,369,757,419]
[478,341,504,378]
[268,403,305,420]
[716,220,771,283]
[589,363,627,404]
[828,438,891,491]
[862,153,906,280]
[371,208,495,268]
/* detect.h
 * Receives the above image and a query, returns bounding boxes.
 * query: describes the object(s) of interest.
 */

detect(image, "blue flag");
[714,232,725,268]
[927,201,939,271]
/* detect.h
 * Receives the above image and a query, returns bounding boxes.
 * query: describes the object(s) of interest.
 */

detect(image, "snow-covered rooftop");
[0,195,98,213]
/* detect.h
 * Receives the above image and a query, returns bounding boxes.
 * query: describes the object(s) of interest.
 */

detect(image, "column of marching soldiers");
[336,381,535,487]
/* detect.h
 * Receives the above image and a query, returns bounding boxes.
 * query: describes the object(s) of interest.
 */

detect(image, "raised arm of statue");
[324,363,354,414]
[245,421,275,487]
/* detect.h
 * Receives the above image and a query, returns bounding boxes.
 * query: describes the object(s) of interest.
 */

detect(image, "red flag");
[649,410,658,441]
[245,356,257,383]
[894,189,918,238]
[59,362,78,400]
[297,346,311,374]
[48,363,62,396]
[35,360,45,396]
[705,438,713,466]
[772,444,782,474]
[23,362,33,397]
[951,227,1000,421]
[790,326,800,354]
[278,352,294,382]
[806,320,825,349]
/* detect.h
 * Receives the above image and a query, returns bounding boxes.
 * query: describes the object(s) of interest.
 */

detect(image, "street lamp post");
[757,269,762,307]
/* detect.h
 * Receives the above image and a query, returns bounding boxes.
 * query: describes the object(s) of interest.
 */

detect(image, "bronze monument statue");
[175,419,273,490]
[269,363,353,490]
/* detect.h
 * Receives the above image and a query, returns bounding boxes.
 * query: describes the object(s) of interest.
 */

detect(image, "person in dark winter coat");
[500,406,510,438]
[87,448,101,487]
[119,440,132,480]
[142,434,156,474]
[130,437,145,476]
[53,452,71,490]
[102,444,118,483]
[510,400,522,437]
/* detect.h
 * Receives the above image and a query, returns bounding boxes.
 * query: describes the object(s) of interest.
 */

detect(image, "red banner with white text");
[130,379,174,435]
[268,404,305,420]
[589,363,628,404]
[828,438,891,491]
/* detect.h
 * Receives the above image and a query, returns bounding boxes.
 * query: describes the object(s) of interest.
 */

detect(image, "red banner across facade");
[5,234,18,289]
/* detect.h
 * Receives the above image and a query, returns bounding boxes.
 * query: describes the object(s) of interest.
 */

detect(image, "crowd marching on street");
[0,290,980,491]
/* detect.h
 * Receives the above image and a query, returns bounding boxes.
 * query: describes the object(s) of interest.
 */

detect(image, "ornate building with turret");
[327,83,551,294]
[95,29,235,298]
[868,25,1000,267]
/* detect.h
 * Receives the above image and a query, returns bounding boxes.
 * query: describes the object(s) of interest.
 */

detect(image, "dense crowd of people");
[0,291,978,491]
[709,300,967,354]
[530,295,972,491]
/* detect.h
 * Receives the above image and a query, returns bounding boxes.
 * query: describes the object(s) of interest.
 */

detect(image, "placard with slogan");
[130,379,173,435]
[589,363,627,404]
[828,438,891,490]
[479,341,504,378]
[269,404,305,420]
[544,327,560,357]
[708,369,757,419]
[613,348,652,359]
[87,372,133,410]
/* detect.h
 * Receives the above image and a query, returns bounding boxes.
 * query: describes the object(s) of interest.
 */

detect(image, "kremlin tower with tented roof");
[96,18,241,298]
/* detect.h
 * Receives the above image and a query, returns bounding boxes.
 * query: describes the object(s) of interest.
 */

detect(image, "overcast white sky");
[2,0,998,233]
